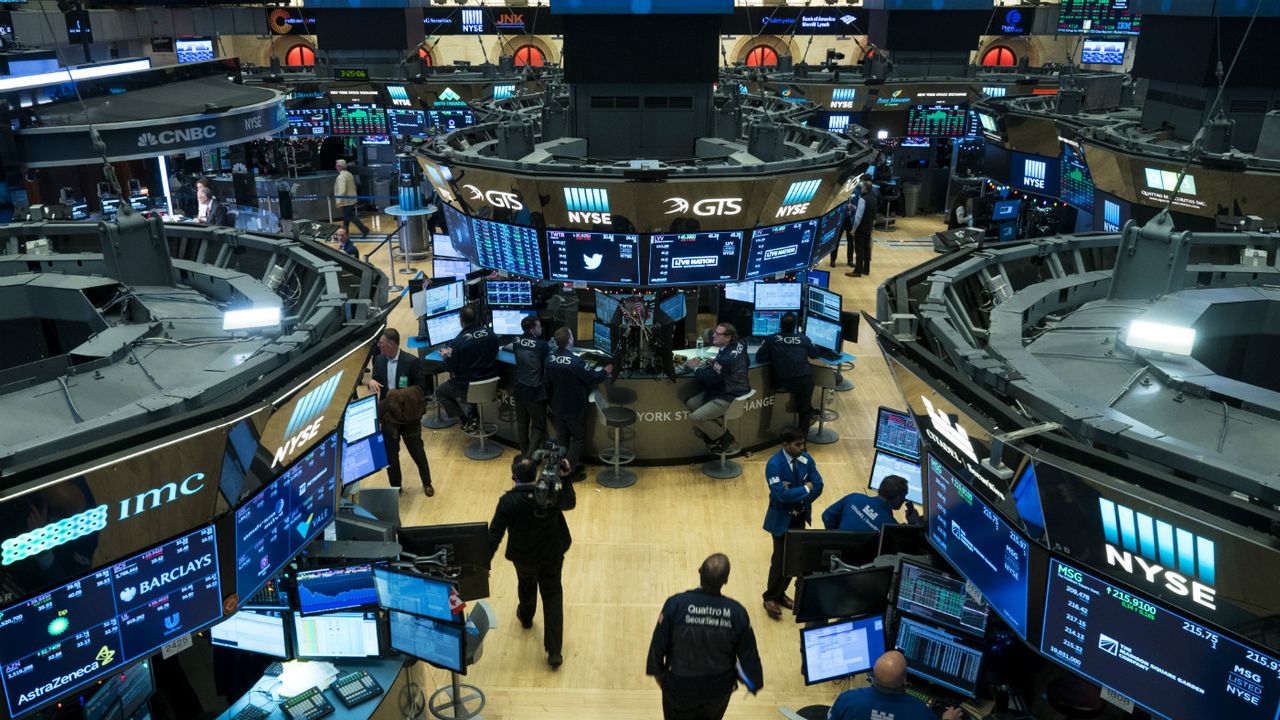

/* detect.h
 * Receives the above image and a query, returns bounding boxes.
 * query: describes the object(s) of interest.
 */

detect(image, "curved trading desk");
[423,344,854,465]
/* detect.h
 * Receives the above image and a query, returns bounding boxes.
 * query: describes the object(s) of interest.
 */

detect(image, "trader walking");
[334,159,369,237]
[761,427,823,619]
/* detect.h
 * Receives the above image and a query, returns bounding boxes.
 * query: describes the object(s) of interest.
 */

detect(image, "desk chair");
[422,367,459,430]
[427,600,495,720]
[462,377,502,461]
[808,366,840,444]
[591,390,637,489]
[702,389,755,480]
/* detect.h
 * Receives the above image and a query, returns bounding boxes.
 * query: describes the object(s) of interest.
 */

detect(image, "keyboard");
[232,704,271,720]
[280,686,334,720]
[264,662,285,677]
[332,670,384,708]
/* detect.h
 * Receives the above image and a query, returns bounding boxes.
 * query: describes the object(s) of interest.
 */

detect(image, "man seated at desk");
[684,322,750,454]
[437,306,500,433]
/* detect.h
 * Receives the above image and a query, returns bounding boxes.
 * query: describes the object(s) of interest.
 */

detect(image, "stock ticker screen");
[330,103,388,136]
[0,527,222,717]
[286,108,330,137]
[906,105,971,138]
[1060,142,1095,212]
[744,220,817,280]
[1041,559,1280,719]
[545,230,641,285]
[235,432,339,599]
[648,231,744,285]
[471,219,544,279]
[926,454,1031,637]
[1056,0,1142,35]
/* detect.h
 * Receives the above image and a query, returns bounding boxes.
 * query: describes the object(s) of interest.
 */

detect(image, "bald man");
[827,650,962,720]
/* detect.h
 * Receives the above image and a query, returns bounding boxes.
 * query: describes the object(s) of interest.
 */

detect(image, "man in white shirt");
[334,159,370,237]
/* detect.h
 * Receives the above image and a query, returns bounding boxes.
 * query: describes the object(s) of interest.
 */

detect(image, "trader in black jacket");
[545,327,612,481]
[683,323,751,453]
[755,313,822,429]
[512,315,551,455]
[437,305,500,433]
[646,553,764,720]
[366,328,425,400]
[488,454,576,668]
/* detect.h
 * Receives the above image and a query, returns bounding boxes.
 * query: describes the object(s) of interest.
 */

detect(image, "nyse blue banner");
[551,0,732,13]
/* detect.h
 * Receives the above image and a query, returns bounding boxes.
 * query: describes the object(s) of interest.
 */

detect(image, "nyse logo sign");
[1023,159,1047,189]
[460,8,484,33]
[244,115,263,132]
[1103,200,1122,231]
[663,197,743,217]
[830,87,857,110]
[464,184,523,211]
[273,371,344,468]
[775,179,820,218]
[137,125,217,148]
[1099,498,1217,610]
[564,187,612,224]
[423,165,454,203]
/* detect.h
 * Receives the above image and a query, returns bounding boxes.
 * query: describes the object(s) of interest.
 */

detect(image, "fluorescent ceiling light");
[1125,320,1195,356]
[0,58,152,92]
[224,306,282,330]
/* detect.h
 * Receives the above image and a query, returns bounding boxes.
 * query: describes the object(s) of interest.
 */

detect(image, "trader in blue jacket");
[822,476,921,532]
[761,426,823,620]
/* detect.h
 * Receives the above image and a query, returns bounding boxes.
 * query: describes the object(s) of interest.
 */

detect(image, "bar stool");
[808,366,839,445]
[835,360,856,392]
[591,390,637,489]
[422,369,458,430]
[463,377,502,461]
[702,389,755,480]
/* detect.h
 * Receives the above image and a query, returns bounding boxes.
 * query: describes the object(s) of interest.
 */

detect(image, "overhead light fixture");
[1124,320,1195,356]
[224,306,282,331]
[876,130,889,140]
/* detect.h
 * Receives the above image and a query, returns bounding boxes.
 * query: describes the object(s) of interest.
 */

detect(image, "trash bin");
[398,214,429,260]
[902,182,921,218]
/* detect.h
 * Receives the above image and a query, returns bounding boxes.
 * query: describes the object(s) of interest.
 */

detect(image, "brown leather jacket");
[379,386,426,424]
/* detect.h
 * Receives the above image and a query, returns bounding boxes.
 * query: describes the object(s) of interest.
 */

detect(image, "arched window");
[746,45,779,67]
[418,47,434,66]
[513,45,546,68]
[284,44,315,67]
[981,46,1017,67]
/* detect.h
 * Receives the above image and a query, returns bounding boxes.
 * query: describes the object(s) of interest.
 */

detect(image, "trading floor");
[351,214,942,719]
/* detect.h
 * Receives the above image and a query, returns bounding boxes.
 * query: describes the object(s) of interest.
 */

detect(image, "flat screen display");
[486,280,532,308]
[659,292,686,323]
[593,320,614,355]
[331,103,388,136]
[867,451,922,505]
[753,282,802,311]
[389,611,465,673]
[806,270,830,289]
[422,280,466,318]
[234,432,338,599]
[926,454,1031,637]
[794,567,894,624]
[1081,39,1126,65]
[744,220,817,280]
[801,615,886,685]
[426,310,464,347]
[752,311,783,337]
[991,199,1020,221]
[895,559,990,638]
[293,611,380,658]
[471,218,544,279]
[723,281,756,303]
[874,407,919,460]
[807,285,841,322]
[1060,142,1095,212]
[0,527,222,718]
[492,309,533,335]
[83,659,153,720]
[1057,0,1141,35]
[1041,559,1280,720]
[388,109,428,137]
[595,291,621,324]
[1010,152,1061,197]
[372,568,459,622]
[812,206,846,264]
[341,397,388,486]
[896,616,984,698]
[426,109,474,131]
[804,315,841,353]
[433,258,472,281]
[210,610,289,658]
[296,564,378,615]
[648,231,743,286]
[433,233,463,259]
[175,37,214,64]
[906,105,970,138]
[545,230,641,285]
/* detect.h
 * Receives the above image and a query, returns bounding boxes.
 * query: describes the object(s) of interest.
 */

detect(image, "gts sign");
[664,197,743,217]
[1098,498,1217,610]
[463,184,523,211]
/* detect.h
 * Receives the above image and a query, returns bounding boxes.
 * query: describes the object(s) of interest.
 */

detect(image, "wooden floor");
[352,214,945,718]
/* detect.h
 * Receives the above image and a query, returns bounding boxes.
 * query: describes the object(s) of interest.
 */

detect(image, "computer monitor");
[341,396,388,486]
[801,615,887,685]
[794,566,894,624]
[545,229,642,285]
[492,309,533,336]
[83,660,154,720]
[433,258,473,281]
[210,610,289,658]
[752,310,784,337]
[1081,38,1126,65]
[874,407,920,460]
[433,233,463,259]
[878,524,932,557]
[486,280,533,308]
[991,199,1020,221]
[421,280,466,318]
[926,454,1031,637]
[806,270,830,289]
[389,610,466,674]
[782,530,880,577]
[997,222,1017,242]
[754,282,802,311]
[723,281,756,303]
[1011,462,1046,540]
[806,285,841,322]
[372,567,461,623]
[867,451,923,505]
[425,310,464,347]
[595,290,621,324]
[658,292,686,323]
[804,315,842,354]
[894,558,990,638]
[397,523,491,600]
[592,320,615,355]
[293,611,381,658]
[745,220,817,280]
[647,230,744,285]
[295,564,379,616]
[895,616,984,699]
